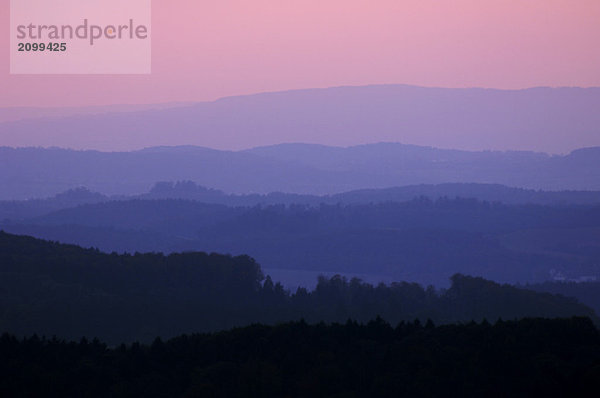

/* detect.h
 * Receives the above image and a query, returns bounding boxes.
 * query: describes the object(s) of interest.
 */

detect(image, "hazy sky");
[1,0,599,107]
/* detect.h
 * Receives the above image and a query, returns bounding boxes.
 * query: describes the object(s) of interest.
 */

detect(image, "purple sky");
[1,0,599,107]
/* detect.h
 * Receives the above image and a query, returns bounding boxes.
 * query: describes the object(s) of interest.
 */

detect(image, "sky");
[1,0,599,108]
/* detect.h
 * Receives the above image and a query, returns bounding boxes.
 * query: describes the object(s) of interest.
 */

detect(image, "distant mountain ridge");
[1,85,599,153]
[1,143,600,200]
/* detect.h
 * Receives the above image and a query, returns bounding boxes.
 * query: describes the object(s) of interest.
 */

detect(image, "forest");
[0,231,596,344]
[1,317,599,397]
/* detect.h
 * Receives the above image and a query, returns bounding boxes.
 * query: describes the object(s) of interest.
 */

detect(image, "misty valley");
[1,172,600,395]
[2,85,600,396]
[1,181,600,287]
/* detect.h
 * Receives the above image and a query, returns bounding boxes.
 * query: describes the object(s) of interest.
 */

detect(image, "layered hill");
[1,143,600,200]
[1,85,599,153]
[3,198,599,287]
[0,231,596,344]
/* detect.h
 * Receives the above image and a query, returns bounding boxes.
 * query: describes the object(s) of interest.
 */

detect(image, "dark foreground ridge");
[1,317,600,397]
[1,231,597,344]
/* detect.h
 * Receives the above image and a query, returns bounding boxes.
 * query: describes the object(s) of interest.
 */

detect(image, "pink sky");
[1,0,599,107]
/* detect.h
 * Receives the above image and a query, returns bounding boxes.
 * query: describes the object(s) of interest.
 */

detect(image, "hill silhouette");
[2,85,599,153]
[3,181,600,221]
[2,317,600,397]
[1,143,600,199]
[0,231,596,344]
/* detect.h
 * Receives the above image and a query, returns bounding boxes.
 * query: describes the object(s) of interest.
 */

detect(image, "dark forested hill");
[0,232,596,344]
[528,281,600,316]
[2,317,600,397]
[2,198,599,286]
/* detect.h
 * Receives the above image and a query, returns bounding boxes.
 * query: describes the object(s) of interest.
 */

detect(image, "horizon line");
[1,141,598,156]
[2,83,600,110]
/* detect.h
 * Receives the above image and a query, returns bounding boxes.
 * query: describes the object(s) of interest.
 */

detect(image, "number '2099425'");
[18,43,67,52]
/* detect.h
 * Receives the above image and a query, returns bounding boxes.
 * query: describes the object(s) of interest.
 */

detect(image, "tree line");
[1,317,599,397]
[0,231,596,344]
